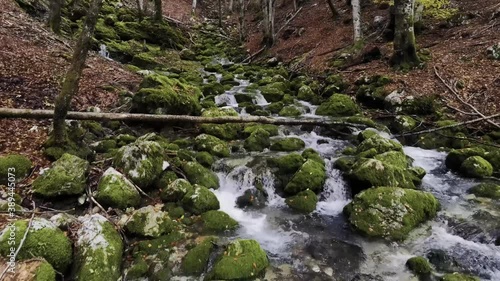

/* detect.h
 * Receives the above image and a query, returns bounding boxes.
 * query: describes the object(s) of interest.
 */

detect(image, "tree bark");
[351,0,362,42]
[154,0,162,22]
[52,0,103,145]
[136,0,144,21]
[391,0,420,67]
[326,0,339,19]
[218,0,223,27]
[48,0,64,34]
[0,108,371,128]
[192,0,197,14]
[239,0,246,41]
[229,0,234,12]
[262,0,275,47]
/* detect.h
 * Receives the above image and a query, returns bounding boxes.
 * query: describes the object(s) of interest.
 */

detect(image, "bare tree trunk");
[239,0,246,41]
[326,0,339,19]
[48,0,64,34]
[52,0,103,145]
[192,0,197,14]
[262,0,275,47]
[218,0,223,27]
[154,0,162,22]
[391,0,420,67]
[352,0,362,42]
[229,0,234,12]
[293,0,297,11]
[136,0,144,21]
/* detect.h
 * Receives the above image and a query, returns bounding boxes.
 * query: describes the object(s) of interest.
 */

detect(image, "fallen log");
[0,108,367,128]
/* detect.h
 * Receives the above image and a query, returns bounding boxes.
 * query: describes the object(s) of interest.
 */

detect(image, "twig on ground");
[275,7,303,36]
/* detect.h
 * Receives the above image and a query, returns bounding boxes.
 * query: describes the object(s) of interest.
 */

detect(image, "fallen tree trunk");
[0,108,367,128]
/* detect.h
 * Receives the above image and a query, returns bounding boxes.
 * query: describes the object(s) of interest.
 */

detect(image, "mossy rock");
[374,151,411,167]
[268,153,306,174]
[160,178,194,202]
[182,185,220,215]
[4,259,56,281]
[202,82,225,96]
[181,237,217,275]
[74,214,123,281]
[285,189,318,213]
[202,210,239,233]
[270,137,305,151]
[95,167,141,209]
[196,151,215,167]
[194,134,230,157]
[483,148,500,171]
[279,105,302,117]
[334,156,356,172]
[259,82,286,102]
[126,205,175,237]
[155,170,178,190]
[392,115,418,133]
[126,259,149,279]
[244,128,271,152]
[285,159,326,194]
[0,154,32,185]
[181,161,219,190]
[200,108,242,140]
[406,256,432,276]
[94,139,117,153]
[401,96,439,115]
[316,94,361,117]
[131,52,160,69]
[460,156,493,178]
[445,147,486,171]
[243,124,279,137]
[468,182,500,199]
[0,218,72,272]
[113,135,164,188]
[266,102,284,114]
[302,148,325,165]
[297,85,321,104]
[357,130,378,142]
[440,273,480,281]
[356,134,403,155]
[32,153,88,197]
[344,186,440,240]
[206,239,269,280]
[180,48,196,60]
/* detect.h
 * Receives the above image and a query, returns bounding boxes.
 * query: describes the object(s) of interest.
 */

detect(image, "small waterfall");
[253,92,269,106]
[297,100,318,116]
[98,44,111,60]
[316,160,351,215]
[214,93,238,107]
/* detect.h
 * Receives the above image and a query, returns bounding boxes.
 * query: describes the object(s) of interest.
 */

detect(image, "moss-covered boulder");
[302,148,325,165]
[196,151,215,167]
[316,94,360,117]
[0,154,32,185]
[200,108,242,140]
[297,85,320,104]
[74,214,123,281]
[441,273,480,281]
[392,115,418,133]
[113,135,164,188]
[270,137,305,152]
[406,256,432,276]
[278,105,302,117]
[3,259,56,281]
[181,161,219,189]
[182,185,220,215]
[95,167,141,209]
[201,210,239,233]
[484,148,500,171]
[160,178,194,202]
[284,160,326,194]
[126,205,175,237]
[445,147,486,171]
[374,151,411,167]
[356,134,403,155]
[259,82,286,102]
[206,239,269,280]
[268,153,306,174]
[460,156,493,178]
[344,187,440,240]
[243,124,279,137]
[32,153,88,197]
[0,218,72,272]
[244,128,271,151]
[468,182,500,199]
[194,134,230,157]
[181,237,217,275]
[285,189,318,213]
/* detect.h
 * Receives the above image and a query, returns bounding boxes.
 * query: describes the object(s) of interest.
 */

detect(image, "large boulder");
[244,128,271,151]
[441,273,480,281]
[284,160,326,194]
[0,218,73,272]
[126,205,176,238]
[181,237,217,275]
[316,94,360,117]
[285,189,318,213]
[182,185,220,215]
[344,186,440,240]
[95,167,141,209]
[270,137,305,151]
[32,153,88,197]
[160,178,194,202]
[200,108,242,140]
[468,182,500,200]
[0,154,32,185]
[259,82,286,102]
[460,156,493,178]
[113,135,164,188]
[206,239,269,280]
[201,210,239,233]
[356,134,403,155]
[181,161,219,189]
[445,147,486,171]
[74,214,123,281]
[1,259,56,281]
[194,134,230,157]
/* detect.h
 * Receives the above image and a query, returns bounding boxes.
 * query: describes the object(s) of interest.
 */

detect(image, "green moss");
[244,128,271,152]
[374,151,411,167]
[297,85,321,104]
[406,256,432,275]
[302,148,325,165]
[161,178,194,202]
[202,82,225,96]
[181,161,219,190]
[181,237,216,275]
[285,189,318,213]
[441,273,480,281]
[356,134,403,155]
[202,210,239,233]
[392,115,418,133]
[445,147,486,171]
[182,185,220,215]
[133,231,184,255]
[334,156,356,172]
[95,167,141,209]
[126,206,175,237]
[484,148,500,171]
[268,153,305,174]
[200,108,242,140]
[33,153,88,197]
[357,130,378,142]
[270,137,305,152]
[0,219,72,272]
[94,18,118,41]
[155,170,178,190]
[267,102,284,114]
[316,94,361,117]
[196,151,215,167]
[402,95,439,115]
[346,186,440,240]
[469,182,500,199]
[194,134,230,157]
[243,124,279,137]
[131,52,160,68]
[34,260,57,281]
[207,239,269,280]
[259,82,286,102]
[126,259,149,279]
[0,154,32,185]
[460,156,493,178]
[94,139,117,153]
[285,159,326,194]
[279,105,302,117]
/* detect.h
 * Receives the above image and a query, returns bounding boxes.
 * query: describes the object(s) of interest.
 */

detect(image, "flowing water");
[202,74,500,280]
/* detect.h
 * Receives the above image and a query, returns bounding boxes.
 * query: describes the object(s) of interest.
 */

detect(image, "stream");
[198,67,500,281]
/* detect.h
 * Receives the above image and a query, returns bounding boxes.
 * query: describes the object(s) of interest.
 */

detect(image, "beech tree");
[391,0,420,66]
[52,0,103,145]
[352,0,362,42]
[262,0,275,47]
[154,0,162,21]
[239,0,246,41]
[48,0,63,33]
[326,0,339,19]
[192,0,197,14]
